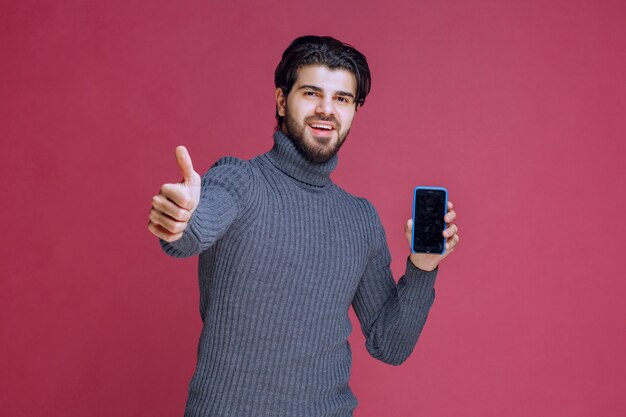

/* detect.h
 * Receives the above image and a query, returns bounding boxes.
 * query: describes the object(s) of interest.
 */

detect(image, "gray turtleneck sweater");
[160,130,438,417]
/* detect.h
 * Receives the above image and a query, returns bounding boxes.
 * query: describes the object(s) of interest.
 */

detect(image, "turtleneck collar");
[265,130,338,187]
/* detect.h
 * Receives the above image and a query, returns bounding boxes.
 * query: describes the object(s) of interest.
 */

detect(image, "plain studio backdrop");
[1,1,625,416]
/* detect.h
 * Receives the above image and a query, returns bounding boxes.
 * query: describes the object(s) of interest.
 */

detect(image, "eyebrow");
[298,85,355,99]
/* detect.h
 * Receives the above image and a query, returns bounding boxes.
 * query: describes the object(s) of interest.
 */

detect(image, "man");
[148,35,459,417]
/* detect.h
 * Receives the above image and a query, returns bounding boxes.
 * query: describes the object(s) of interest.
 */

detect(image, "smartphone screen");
[412,187,448,254]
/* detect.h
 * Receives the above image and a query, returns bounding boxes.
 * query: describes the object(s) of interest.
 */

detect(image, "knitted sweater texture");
[160,130,438,417]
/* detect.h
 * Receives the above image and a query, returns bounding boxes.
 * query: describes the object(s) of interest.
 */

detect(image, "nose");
[315,95,335,117]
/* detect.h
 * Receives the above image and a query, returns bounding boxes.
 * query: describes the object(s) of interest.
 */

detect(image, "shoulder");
[333,187,383,230]
[334,186,378,214]
[209,156,251,172]
[331,187,388,255]
[204,156,252,178]
[202,156,253,195]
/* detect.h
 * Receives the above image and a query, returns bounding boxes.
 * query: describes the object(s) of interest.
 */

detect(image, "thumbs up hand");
[148,146,202,242]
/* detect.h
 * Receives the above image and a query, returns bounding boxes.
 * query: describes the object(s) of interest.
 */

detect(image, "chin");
[306,138,345,163]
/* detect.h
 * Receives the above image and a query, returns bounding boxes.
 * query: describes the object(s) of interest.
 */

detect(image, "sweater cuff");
[159,221,201,258]
[404,256,438,285]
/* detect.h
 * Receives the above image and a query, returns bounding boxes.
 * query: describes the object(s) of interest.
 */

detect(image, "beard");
[282,106,351,164]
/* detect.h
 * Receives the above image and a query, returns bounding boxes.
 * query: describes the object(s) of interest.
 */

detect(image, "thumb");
[175,146,197,183]
[404,219,413,243]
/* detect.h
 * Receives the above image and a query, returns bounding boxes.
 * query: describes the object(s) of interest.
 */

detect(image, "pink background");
[2,0,625,416]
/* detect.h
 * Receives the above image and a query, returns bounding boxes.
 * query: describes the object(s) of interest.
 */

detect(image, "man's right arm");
[148,146,251,258]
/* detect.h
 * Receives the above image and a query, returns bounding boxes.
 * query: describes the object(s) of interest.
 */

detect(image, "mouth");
[307,122,335,136]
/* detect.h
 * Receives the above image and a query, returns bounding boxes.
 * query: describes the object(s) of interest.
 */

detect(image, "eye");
[304,91,318,97]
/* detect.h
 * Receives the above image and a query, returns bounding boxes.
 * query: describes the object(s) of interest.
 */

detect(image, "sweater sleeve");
[351,202,438,366]
[159,156,252,258]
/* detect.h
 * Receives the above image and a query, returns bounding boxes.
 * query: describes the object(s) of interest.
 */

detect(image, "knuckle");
[163,220,176,233]
[179,196,191,209]
[148,223,163,239]
[175,221,188,233]
[165,220,177,233]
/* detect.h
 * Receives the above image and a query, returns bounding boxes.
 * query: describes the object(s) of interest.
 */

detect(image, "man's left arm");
[351,202,459,366]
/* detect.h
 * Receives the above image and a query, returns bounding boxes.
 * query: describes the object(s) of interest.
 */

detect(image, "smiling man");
[148,36,459,417]
[277,64,356,163]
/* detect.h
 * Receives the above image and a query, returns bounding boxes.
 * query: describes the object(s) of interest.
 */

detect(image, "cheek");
[340,110,356,129]
[286,102,304,120]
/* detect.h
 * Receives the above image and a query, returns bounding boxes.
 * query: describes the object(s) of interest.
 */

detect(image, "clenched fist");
[148,146,201,242]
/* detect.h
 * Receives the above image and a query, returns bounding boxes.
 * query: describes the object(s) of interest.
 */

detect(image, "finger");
[160,183,194,210]
[443,223,458,238]
[404,219,412,242]
[445,209,456,223]
[175,146,196,183]
[149,208,188,234]
[445,232,459,250]
[148,221,183,242]
[447,233,460,251]
[448,201,453,210]
[152,194,191,222]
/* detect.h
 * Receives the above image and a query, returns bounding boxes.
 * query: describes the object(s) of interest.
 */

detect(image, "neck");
[266,130,338,187]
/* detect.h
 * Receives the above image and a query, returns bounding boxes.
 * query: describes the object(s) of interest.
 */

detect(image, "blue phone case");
[411,186,448,255]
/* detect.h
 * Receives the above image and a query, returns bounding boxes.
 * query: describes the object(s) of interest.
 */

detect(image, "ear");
[275,87,287,117]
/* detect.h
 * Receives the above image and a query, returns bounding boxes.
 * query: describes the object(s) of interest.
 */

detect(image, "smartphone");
[411,186,448,254]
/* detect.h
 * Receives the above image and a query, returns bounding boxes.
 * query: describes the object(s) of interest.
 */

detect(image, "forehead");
[294,65,357,94]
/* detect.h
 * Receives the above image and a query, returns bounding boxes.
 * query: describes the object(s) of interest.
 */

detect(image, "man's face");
[276,65,357,163]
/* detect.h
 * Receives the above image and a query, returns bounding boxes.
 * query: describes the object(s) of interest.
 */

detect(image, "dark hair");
[274,35,371,129]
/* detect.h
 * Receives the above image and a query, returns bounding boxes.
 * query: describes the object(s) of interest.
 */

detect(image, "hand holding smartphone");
[411,186,448,255]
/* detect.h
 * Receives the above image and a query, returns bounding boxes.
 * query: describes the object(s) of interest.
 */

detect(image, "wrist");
[409,254,439,272]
